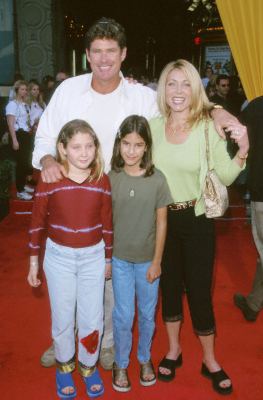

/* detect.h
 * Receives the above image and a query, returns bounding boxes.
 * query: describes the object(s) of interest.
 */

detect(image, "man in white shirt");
[34,18,158,374]
[34,17,241,374]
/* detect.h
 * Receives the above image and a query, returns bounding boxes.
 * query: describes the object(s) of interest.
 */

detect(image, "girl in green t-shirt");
[109,115,172,392]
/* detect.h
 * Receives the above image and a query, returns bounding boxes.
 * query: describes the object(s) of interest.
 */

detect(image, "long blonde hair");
[56,119,104,182]
[157,59,213,126]
[28,82,45,109]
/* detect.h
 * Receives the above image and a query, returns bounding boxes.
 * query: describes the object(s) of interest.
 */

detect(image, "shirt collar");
[87,71,127,96]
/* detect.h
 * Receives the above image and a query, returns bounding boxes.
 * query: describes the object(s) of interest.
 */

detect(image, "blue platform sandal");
[83,368,104,398]
[56,369,77,399]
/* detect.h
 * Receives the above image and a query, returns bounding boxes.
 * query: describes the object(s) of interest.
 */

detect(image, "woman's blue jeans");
[112,256,160,368]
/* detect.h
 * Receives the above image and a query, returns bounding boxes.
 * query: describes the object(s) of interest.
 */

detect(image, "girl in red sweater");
[28,119,113,399]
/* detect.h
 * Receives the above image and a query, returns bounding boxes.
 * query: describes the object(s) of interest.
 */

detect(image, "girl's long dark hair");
[111,115,154,177]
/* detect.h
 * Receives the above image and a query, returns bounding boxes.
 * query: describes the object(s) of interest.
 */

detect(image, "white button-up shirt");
[32,73,158,171]
[6,100,31,132]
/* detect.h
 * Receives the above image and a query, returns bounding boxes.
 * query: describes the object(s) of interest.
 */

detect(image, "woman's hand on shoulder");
[147,262,161,283]
[227,122,249,154]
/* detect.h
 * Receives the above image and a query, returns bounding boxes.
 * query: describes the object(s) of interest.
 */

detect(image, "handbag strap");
[204,120,212,171]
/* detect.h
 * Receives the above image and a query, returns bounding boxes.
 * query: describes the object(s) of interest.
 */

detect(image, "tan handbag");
[203,121,229,218]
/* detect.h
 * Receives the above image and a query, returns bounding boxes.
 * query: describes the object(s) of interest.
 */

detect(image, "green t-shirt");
[109,168,172,263]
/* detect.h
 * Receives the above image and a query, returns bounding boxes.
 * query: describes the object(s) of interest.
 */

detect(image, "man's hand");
[40,155,67,183]
[211,108,240,139]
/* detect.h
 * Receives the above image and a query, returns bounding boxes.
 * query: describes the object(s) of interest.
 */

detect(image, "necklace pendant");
[129,189,135,197]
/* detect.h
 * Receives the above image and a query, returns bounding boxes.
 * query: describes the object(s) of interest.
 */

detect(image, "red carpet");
[1,191,263,400]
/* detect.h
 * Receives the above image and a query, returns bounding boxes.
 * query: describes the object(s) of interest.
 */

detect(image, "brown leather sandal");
[112,362,131,392]
[140,360,156,386]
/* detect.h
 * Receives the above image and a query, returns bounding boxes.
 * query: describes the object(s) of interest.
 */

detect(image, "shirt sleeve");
[209,122,245,186]
[29,177,49,255]
[5,101,17,117]
[156,171,173,208]
[100,175,113,261]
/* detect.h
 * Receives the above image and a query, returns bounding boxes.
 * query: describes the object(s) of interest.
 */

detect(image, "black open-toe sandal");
[201,363,233,395]
[157,353,183,382]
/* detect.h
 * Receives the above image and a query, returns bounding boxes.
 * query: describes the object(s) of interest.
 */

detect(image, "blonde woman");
[150,60,249,395]
[5,80,33,200]
[28,81,46,133]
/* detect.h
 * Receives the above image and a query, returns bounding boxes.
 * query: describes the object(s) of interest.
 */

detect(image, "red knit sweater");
[29,174,113,260]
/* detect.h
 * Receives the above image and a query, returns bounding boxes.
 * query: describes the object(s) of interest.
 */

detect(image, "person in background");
[150,59,249,396]
[28,119,113,399]
[28,81,46,133]
[201,66,214,89]
[41,75,55,105]
[211,75,240,157]
[56,71,69,83]
[8,72,24,101]
[6,80,33,200]
[234,96,263,322]
[205,81,216,100]
[46,71,70,103]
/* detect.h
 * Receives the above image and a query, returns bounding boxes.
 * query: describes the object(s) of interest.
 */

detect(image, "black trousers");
[161,207,216,335]
[15,130,33,192]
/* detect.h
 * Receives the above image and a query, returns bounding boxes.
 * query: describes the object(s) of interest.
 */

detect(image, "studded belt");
[168,199,196,211]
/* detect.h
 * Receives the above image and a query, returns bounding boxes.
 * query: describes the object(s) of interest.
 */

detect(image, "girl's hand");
[147,263,161,283]
[105,263,112,280]
[27,264,41,287]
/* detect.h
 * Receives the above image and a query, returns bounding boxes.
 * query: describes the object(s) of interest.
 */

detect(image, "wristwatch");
[212,104,224,110]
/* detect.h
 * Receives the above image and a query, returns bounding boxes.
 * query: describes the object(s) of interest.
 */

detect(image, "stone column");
[15,0,65,81]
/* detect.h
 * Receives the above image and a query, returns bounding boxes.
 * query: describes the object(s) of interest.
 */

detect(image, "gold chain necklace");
[166,119,189,135]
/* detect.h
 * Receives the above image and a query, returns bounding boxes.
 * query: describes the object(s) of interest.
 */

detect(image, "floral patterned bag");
[203,121,229,218]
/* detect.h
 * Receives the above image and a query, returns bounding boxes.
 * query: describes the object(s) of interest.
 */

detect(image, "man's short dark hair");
[85,17,127,50]
[216,74,230,85]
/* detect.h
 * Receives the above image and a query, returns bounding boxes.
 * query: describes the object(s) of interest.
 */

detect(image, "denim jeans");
[44,238,105,367]
[112,257,160,368]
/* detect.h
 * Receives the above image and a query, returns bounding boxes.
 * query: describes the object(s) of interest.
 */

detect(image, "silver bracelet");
[30,262,38,267]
